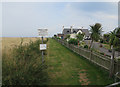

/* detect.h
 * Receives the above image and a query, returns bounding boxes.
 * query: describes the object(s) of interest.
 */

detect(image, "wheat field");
[1,37,38,51]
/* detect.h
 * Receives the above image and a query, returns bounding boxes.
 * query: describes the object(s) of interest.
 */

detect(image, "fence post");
[90,49,92,61]
[109,46,115,78]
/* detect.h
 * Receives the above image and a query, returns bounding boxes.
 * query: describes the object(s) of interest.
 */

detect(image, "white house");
[62,26,91,40]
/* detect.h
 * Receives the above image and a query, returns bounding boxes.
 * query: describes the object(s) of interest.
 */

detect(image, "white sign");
[40,44,47,50]
[38,29,48,36]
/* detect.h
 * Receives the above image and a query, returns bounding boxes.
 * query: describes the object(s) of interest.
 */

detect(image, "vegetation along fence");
[54,38,120,79]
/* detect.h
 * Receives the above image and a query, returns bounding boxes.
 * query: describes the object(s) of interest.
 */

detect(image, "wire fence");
[54,38,120,79]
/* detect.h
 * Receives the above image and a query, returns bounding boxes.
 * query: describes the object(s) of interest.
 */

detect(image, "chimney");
[70,26,73,33]
[63,26,64,30]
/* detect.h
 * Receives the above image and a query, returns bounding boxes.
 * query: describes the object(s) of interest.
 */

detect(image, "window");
[73,31,76,33]
[67,31,69,33]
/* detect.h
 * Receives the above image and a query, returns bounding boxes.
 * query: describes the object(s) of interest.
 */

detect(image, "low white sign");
[38,29,48,36]
[40,44,47,50]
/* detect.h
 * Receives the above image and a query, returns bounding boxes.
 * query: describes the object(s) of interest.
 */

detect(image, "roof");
[81,29,90,37]
[62,28,90,37]
[57,33,64,35]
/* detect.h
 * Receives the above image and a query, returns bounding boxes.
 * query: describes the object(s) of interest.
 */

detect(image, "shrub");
[68,38,78,45]
[84,45,88,49]
[57,37,60,39]
[79,41,85,47]
[108,49,112,52]
[115,56,120,62]
[2,39,49,85]
[65,34,70,40]
[100,39,104,43]
[46,38,49,42]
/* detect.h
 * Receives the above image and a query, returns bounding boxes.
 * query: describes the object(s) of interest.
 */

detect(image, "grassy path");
[46,38,113,85]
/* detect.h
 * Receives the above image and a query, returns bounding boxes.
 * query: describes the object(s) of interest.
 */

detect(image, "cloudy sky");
[2,2,118,37]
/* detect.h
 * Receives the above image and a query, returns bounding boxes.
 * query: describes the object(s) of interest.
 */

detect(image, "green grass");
[46,38,113,85]
[103,44,110,49]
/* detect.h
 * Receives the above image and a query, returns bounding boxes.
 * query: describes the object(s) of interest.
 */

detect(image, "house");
[62,26,91,40]
[57,33,64,39]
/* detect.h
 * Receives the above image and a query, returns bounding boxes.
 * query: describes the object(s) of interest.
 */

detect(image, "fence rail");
[54,38,120,79]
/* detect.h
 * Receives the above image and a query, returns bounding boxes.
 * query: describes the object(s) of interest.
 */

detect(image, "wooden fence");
[54,38,120,79]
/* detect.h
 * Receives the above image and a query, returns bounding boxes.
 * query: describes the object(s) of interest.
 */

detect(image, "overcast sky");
[2,2,118,37]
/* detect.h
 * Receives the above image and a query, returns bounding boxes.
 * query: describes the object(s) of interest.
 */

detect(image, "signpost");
[38,29,48,64]
[40,44,47,50]
[38,29,48,36]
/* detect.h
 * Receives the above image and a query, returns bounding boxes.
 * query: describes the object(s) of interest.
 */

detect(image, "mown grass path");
[46,38,113,85]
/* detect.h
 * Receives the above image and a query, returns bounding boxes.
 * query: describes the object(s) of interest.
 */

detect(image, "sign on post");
[38,29,48,64]
[38,29,48,37]
[40,44,47,50]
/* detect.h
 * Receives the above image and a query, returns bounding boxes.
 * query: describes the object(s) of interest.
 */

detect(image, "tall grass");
[2,38,49,85]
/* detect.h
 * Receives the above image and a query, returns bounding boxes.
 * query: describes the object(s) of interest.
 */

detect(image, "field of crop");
[2,37,38,51]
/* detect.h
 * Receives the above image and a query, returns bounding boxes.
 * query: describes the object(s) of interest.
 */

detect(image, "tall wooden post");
[90,49,92,61]
[42,36,44,64]
[109,45,115,77]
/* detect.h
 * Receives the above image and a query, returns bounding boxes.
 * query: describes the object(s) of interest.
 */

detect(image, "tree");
[109,27,120,49]
[89,23,103,49]
[76,33,84,41]
[65,34,70,40]
[109,27,120,77]
[68,38,78,45]
[103,33,110,43]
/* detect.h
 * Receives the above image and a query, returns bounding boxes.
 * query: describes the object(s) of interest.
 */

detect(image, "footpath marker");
[40,44,47,50]
[38,29,48,64]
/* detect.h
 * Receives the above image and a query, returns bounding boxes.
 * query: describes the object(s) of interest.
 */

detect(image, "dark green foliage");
[109,27,120,51]
[84,45,88,49]
[103,34,110,43]
[76,33,84,41]
[2,39,49,85]
[108,49,112,52]
[46,38,49,42]
[100,38,104,43]
[57,37,60,39]
[89,23,103,49]
[90,23,103,42]
[65,34,70,40]
[68,38,78,45]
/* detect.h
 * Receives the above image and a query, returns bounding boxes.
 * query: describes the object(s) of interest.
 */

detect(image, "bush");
[79,41,85,47]
[115,56,120,62]
[115,47,120,52]
[2,39,49,85]
[57,37,60,39]
[108,49,112,52]
[46,38,49,42]
[68,38,78,45]
[100,52,104,55]
[100,39,104,43]
[84,45,88,49]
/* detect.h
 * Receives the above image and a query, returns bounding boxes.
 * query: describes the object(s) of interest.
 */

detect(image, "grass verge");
[47,38,114,85]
